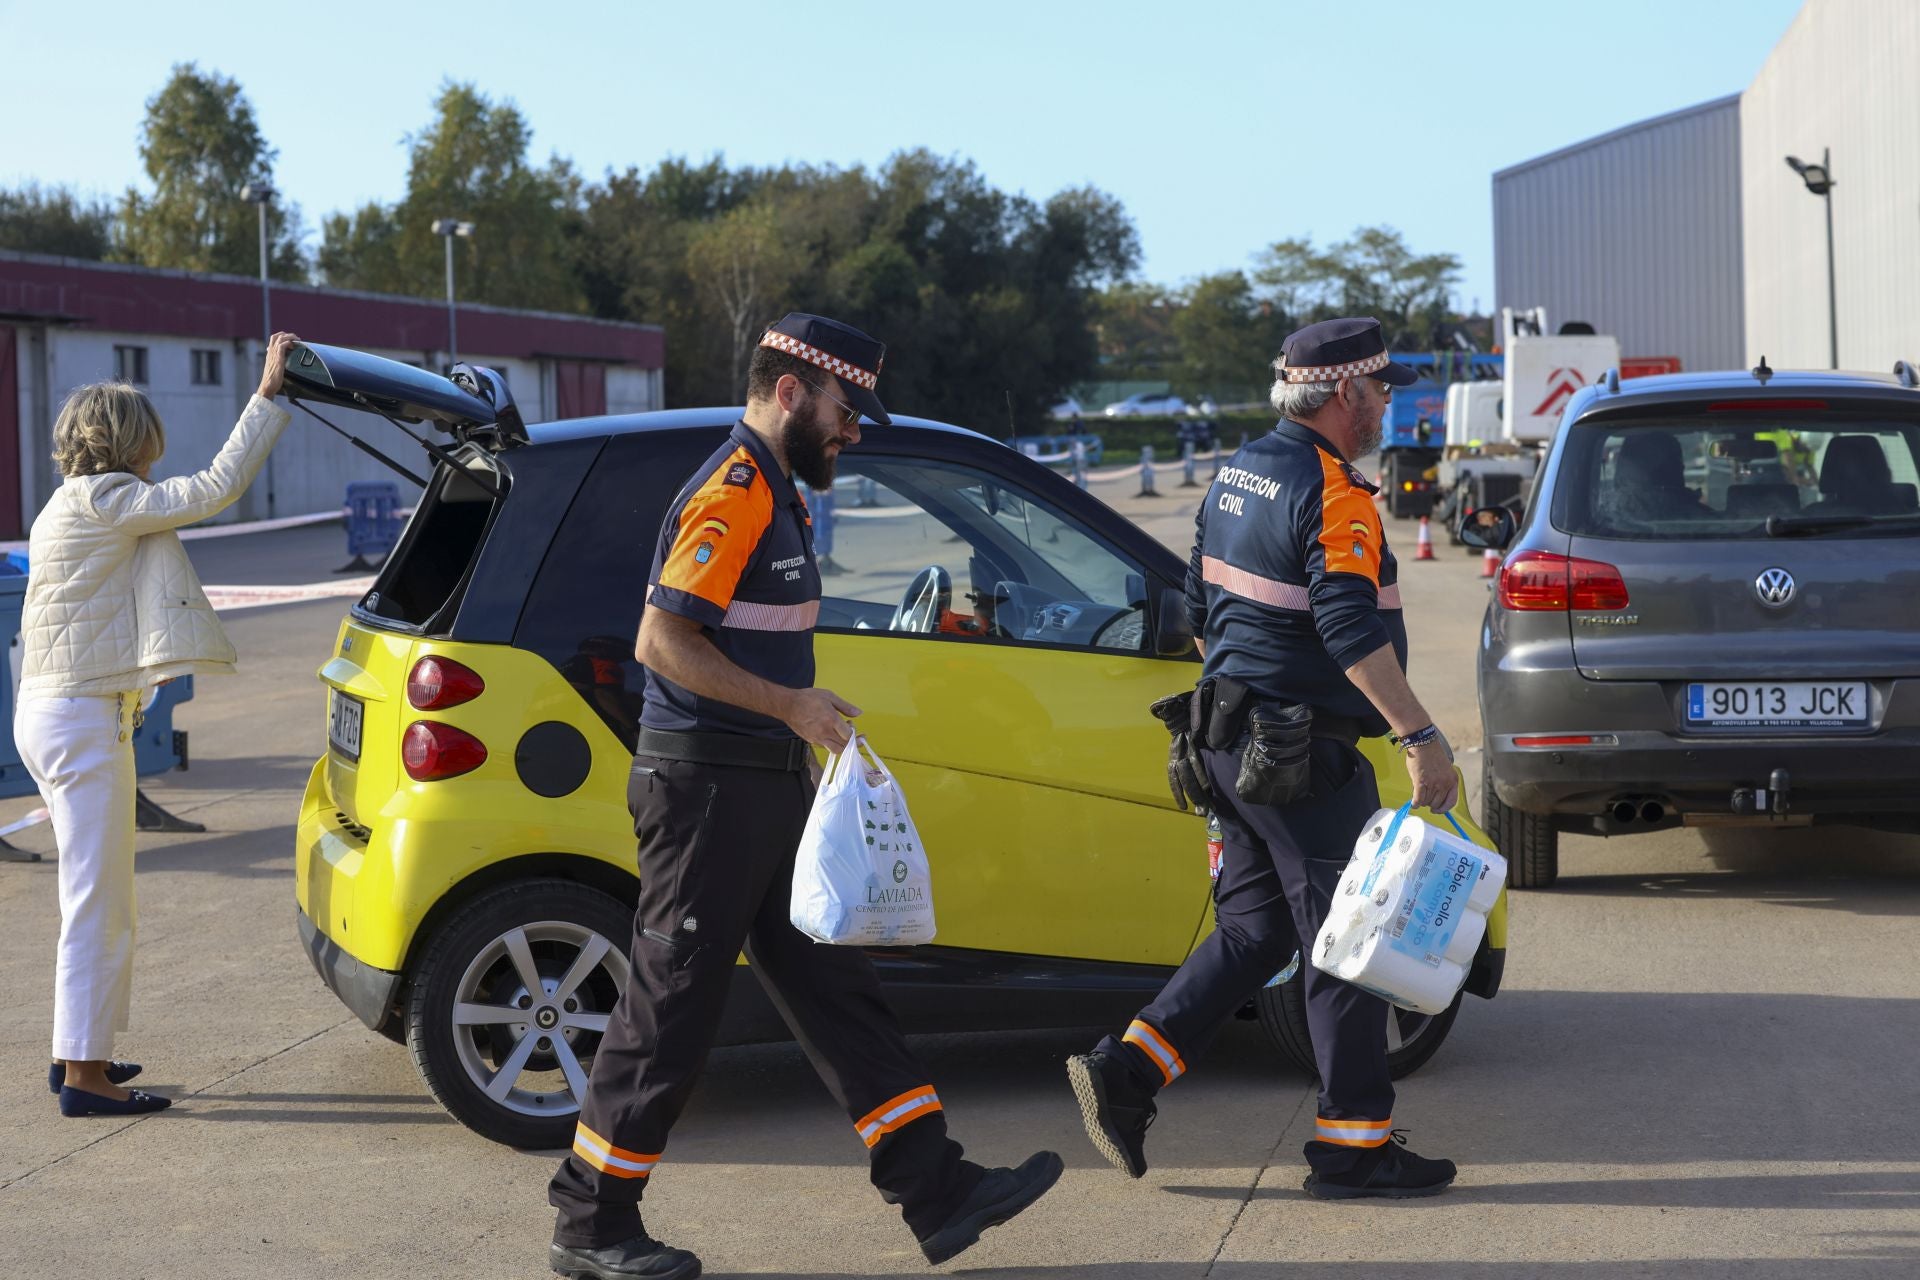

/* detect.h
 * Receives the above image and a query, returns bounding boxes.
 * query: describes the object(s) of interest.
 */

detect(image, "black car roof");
[529,407,1003,448]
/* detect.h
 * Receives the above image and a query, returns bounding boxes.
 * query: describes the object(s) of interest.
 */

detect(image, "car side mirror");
[1153,586,1196,657]
[1458,506,1516,551]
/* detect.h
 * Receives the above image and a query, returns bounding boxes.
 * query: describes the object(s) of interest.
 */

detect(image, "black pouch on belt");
[1234,701,1314,806]
[1150,685,1214,812]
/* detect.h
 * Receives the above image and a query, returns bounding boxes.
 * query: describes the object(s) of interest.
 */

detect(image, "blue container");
[345,481,404,560]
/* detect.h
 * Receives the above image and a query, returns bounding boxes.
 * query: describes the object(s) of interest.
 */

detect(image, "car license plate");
[1685,682,1867,727]
[329,689,364,761]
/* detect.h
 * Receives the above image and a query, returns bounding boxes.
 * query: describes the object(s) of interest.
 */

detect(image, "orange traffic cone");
[1481,547,1501,579]
[1414,515,1436,561]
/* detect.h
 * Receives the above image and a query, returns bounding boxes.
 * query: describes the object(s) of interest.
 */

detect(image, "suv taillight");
[1498,550,1629,611]
[407,657,485,710]
[402,721,487,781]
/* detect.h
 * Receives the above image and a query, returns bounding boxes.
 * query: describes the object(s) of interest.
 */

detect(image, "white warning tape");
[2,506,414,556]
[0,807,50,838]
[203,577,375,612]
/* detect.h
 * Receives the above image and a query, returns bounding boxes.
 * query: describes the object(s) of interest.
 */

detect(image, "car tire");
[1253,962,1462,1081]
[1483,765,1559,888]
[405,878,634,1149]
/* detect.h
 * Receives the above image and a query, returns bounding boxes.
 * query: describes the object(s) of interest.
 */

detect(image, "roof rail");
[1604,368,1621,395]
[1895,360,1918,388]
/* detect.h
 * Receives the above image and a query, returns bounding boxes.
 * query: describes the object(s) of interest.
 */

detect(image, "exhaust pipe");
[1611,800,1637,824]
[1640,801,1665,824]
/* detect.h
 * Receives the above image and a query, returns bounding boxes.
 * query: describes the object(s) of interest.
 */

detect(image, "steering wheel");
[889,566,951,633]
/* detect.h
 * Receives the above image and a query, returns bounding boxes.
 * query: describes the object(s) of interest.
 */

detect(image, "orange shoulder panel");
[1316,450,1382,587]
[656,446,775,611]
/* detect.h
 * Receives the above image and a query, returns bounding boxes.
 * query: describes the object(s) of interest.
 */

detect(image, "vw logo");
[1755,567,1796,608]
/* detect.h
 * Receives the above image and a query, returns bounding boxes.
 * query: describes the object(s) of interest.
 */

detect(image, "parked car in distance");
[1465,364,1920,888]
[1104,392,1188,418]
[1049,398,1086,421]
[1186,396,1220,418]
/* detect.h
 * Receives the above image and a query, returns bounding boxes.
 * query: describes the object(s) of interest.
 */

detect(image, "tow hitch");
[1731,767,1792,818]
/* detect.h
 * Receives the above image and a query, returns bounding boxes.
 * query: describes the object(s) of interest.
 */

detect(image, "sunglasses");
[799,377,861,428]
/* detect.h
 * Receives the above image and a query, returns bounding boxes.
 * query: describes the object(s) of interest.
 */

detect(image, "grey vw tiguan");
[1466,363,1920,887]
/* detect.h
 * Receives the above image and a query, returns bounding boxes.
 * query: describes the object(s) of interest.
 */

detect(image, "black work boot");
[1302,1131,1457,1200]
[918,1150,1064,1265]
[1066,1051,1155,1179]
[549,1231,701,1279]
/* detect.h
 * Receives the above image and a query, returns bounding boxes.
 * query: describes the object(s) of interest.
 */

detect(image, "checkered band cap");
[759,331,880,391]
[1282,350,1391,383]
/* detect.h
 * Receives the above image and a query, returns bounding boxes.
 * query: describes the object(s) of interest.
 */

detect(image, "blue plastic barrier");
[1010,434,1105,466]
[344,481,403,561]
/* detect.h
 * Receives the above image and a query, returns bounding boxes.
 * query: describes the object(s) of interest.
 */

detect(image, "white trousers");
[16,691,140,1061]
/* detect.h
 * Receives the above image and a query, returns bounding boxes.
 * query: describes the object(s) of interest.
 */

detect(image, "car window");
[1554,419,1920,539]
[815,456,1151,652]
[515,430,720,747]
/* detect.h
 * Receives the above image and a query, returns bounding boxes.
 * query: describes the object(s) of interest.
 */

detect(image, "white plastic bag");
[790,734,936,945]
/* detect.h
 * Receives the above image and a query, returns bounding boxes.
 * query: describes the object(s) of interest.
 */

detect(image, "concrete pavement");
[2,487,1917,1278]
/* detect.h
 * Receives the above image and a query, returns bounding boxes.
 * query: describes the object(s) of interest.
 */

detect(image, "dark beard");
[783,403,839,490]
[1353,416,1384,460]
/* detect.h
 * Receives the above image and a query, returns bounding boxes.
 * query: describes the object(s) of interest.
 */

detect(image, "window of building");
[191,349,222,386]
[114,345,148,385]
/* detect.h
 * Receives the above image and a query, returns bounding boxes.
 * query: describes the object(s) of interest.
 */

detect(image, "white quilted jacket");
[19,395,292,696]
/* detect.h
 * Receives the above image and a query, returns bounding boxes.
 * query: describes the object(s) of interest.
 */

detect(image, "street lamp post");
[239,182,275,344]
[1784,149,1837,370]
[431,218,475,366]
[240,181,276,515]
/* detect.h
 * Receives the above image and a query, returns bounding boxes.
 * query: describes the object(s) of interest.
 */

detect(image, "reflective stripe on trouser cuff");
[1123,1019,1186,1086]
[1315,1116,1392,1147]
[855,1086,942,1148]
[573,1121,662,1178]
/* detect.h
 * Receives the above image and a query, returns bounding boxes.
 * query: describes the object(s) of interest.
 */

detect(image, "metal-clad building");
[1741,0,1920,372]
[1493,96,1746,373]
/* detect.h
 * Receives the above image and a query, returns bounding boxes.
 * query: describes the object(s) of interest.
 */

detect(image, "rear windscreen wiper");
[1766,512,1920,536]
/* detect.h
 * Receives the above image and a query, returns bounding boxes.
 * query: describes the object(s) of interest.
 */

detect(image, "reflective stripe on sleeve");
[1201,557,1310,612]
[721,599,822,631]
[855,1086,942,1148]
[1314,1116,1392,1147]
[1123,1019,1186,1086]
[1378,583,1401,609]
[572,1122,661,1178]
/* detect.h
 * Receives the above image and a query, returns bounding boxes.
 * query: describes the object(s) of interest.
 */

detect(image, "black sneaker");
[1302,1130,1456,1200]
[549,1232,701,1279]
[1066,1051,1155,1179]
[918,1150,1064,1265]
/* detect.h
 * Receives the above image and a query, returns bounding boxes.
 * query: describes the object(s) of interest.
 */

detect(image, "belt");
[1307,713,1367,746]
[636,727,812,772]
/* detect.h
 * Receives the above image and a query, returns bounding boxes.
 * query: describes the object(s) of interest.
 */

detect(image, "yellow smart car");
[288,345,1506,1147]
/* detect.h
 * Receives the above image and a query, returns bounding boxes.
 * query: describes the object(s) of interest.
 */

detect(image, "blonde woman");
[18,331,299,1116]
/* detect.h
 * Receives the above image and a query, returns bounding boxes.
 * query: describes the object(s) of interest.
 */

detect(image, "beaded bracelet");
[1391,723,1441,754]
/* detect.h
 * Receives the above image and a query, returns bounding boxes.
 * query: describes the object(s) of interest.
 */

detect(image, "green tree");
[1093,281,1179,381]
[0,183,115,258]
[116,64,306,280]
[1322,225,1461,346]
[687,200,799,394]
[1171,272,1284,401]
[319,83,580,312]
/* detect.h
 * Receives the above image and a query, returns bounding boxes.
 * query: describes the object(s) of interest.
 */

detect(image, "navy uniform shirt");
[1184,419,1407,736]
[641,421,821,739]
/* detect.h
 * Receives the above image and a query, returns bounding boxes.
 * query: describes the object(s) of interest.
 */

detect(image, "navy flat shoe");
[58,1086,172,1117]
[48,1060,143,1094]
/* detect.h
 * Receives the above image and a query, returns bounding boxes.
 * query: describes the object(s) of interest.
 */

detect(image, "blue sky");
[3,0,1803,313]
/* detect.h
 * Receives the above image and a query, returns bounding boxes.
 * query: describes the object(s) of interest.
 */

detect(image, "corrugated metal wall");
[1493,97,1746,372]
[1741,0,1920,372]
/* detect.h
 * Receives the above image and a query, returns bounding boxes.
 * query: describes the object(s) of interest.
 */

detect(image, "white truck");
[1436,308,1622,542]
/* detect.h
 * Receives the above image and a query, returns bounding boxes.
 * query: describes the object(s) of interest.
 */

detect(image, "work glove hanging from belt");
[1150,687,1215,812]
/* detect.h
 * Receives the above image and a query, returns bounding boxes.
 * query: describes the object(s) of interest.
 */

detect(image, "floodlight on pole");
[239,181,275,346]
[431,218,475,365]
[1784,149,1838,369]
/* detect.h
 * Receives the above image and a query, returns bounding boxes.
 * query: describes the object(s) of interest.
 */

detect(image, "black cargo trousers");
[549,751,980,1246]
[1094,736,1398,1171]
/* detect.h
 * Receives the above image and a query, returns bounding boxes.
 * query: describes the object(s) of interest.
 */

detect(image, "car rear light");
[402,721,487,781]
[1498,550,1630,611]
[408,656,485,710]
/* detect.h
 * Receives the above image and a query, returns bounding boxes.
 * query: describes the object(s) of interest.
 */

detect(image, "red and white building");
[0,250,666,538]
